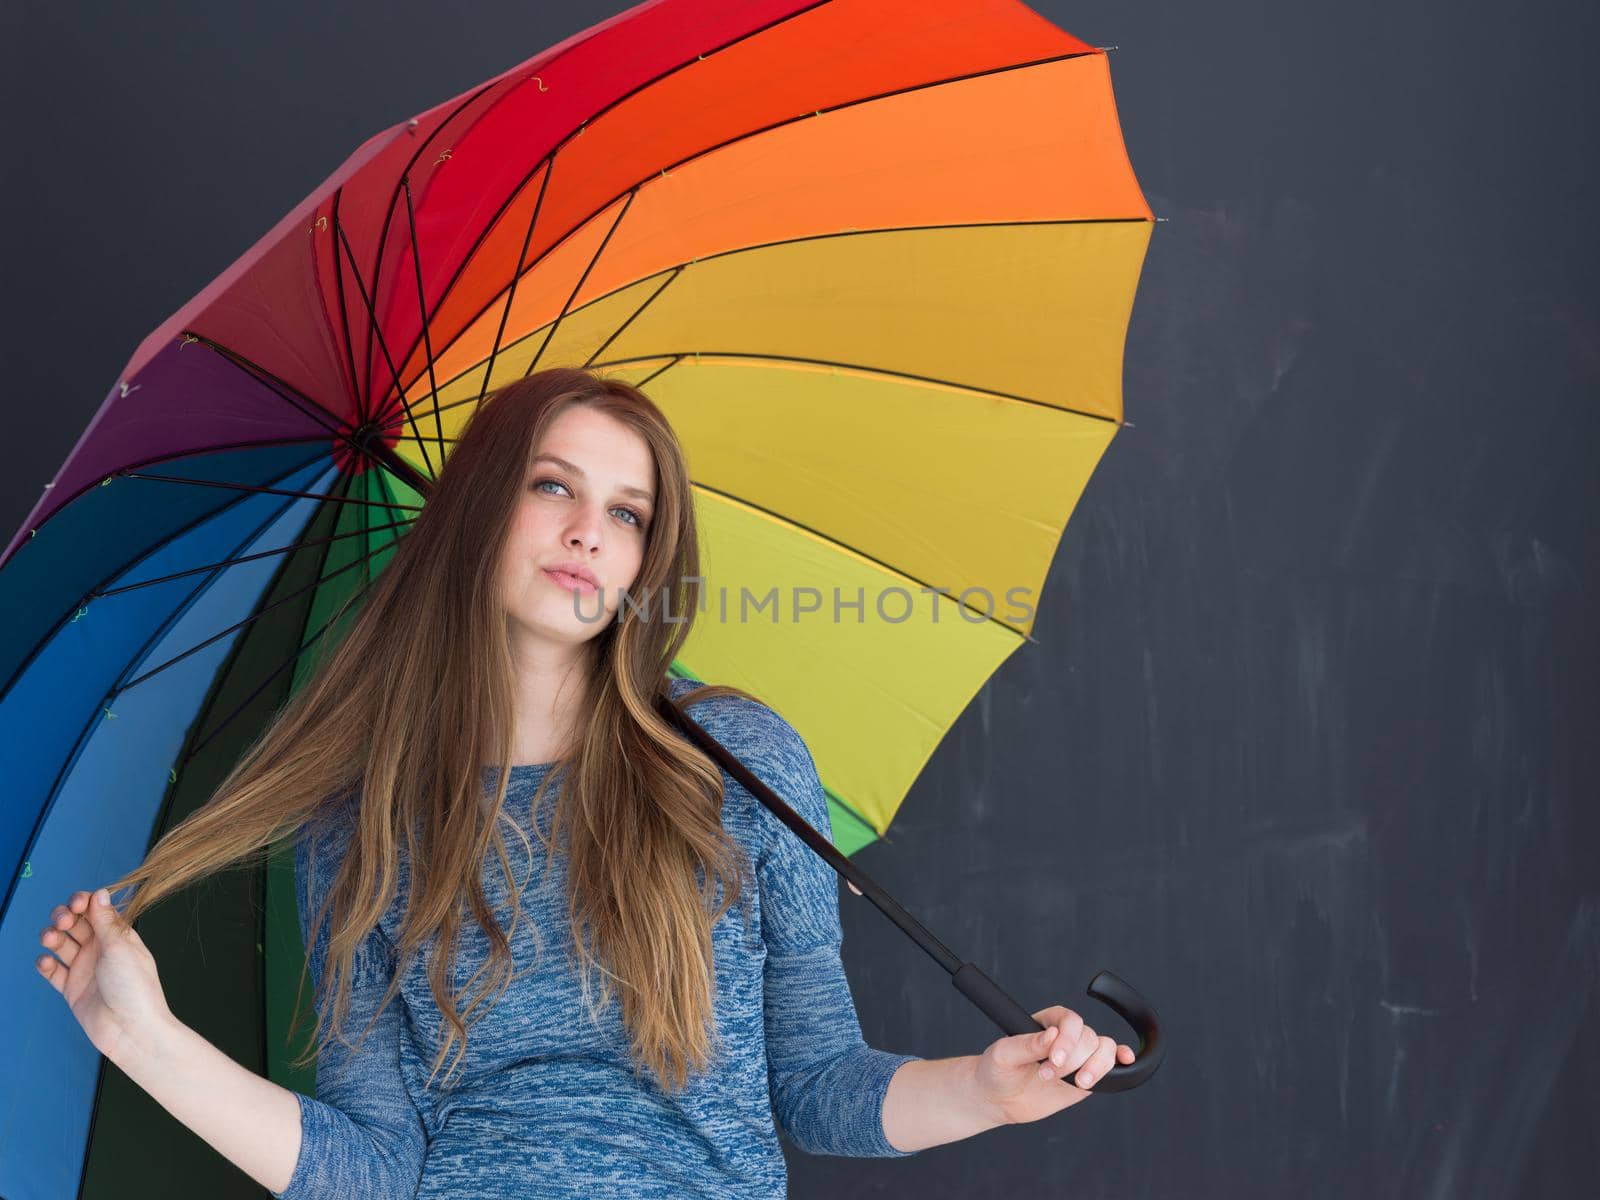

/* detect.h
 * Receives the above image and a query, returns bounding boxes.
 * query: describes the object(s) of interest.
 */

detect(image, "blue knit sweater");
[273,677,921,1199]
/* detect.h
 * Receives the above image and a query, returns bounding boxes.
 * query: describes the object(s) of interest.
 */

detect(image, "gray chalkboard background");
[4,1,1595,1196]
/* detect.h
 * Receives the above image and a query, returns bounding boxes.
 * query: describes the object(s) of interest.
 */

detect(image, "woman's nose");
[564,506,603,554]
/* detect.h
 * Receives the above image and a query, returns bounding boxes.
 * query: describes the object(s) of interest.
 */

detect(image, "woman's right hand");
[35,888,172,1063]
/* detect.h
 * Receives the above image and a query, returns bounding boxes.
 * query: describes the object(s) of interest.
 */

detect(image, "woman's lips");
[542,567,598,595]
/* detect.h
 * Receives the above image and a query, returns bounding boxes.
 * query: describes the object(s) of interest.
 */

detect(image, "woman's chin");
[506,604,612,642]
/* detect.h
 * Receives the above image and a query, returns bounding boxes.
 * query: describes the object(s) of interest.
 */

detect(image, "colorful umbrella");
[0,1,1157,1195]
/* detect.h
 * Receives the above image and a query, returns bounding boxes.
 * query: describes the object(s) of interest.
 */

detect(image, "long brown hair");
[107,366,763,1094]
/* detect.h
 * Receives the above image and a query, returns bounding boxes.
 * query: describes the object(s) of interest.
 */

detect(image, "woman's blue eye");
[532,477,644,528]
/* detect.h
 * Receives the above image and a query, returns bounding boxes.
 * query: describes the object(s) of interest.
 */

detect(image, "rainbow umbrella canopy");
[0,0,1152,1195]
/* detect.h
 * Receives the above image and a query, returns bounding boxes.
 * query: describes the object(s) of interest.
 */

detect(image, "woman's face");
[499,403,657,648]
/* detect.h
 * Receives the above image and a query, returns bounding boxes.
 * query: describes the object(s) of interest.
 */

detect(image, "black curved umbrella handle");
[953,964,1165,1093]
[659,694,1167,1094]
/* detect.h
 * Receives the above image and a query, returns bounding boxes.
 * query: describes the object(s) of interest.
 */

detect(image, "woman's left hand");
[972,1004,1137,1126]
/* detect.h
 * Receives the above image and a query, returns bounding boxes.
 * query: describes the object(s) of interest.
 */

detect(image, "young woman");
[34,367,1134,1197]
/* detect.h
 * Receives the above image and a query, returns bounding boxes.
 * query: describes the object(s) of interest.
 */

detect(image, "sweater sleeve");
[749,704,924,1158]
[272,803,428,1199]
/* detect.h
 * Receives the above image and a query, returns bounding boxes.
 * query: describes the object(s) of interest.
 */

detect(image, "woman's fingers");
[38,925,74,993]
[36,951,68,994]
[1026,1004,1141,1085]
[38,891,100,977]
[1030,1004,1076,1030]
[993,1005,1143,1093]
[52,903,91,943]
[51,900,84,929]
[1035,1023,1098,1085]
[1071,1034,1118,1089]
[1065,1025,1100,1082]
[51,905,90,948]
[1028,1006,1084,1073]
[42,923,83,966]
[1031,1020,1086,1080]
[1001,1024,1060,1072]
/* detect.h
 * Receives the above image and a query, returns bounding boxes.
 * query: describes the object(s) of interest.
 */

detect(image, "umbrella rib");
[402,176,447,468]
[3,435,332,569]
[335,215,439,481]
[137,471,351,832]
[117,526,400,695]
[330,187,365,430]
[475,149,556,412]
[380,330,1116,439]
[178,594,350,774]
[178,332,351,442]
[689,477,1039,646]
[187,569,363,803]
[153,467,368,831]
[381,43,1095,400]
[366,466,411,593]
[389,261,681,435]
[180,333,433,493]
[631,354,685,391]
[183,503,404,768]
[526,187,638,379]
[371,214,1138,432]
[0,466,332,918]
[356,77,510,427]
[94,514,417,599]
[595,347,1123,425]
[0,448,332,704]
[114,469,424,511]
[581,267,684,371]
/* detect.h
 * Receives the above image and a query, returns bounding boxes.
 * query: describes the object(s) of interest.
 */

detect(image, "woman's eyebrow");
[532,453,654,502]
